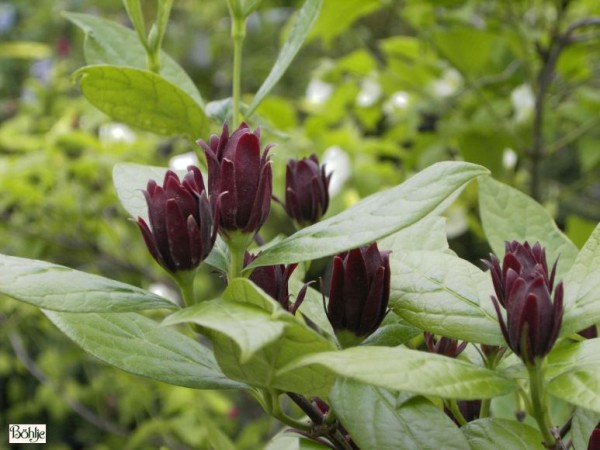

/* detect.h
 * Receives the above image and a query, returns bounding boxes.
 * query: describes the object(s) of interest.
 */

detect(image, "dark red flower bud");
[137,167,217,273]
[424,332,467,358]
[197,122,272,235]
[244,252,306,313]
[483,241,564,364]
[284,154,331,226]
[326,243,391,343]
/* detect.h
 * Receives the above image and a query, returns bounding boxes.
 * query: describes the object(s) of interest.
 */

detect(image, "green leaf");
[0,253,175,312]
[361,313,421,347]
[379,216,451,254]
[122,0,148,47]
[162,299,287,363]
[279,346,518,400]
[330,379,469,450]
[478,176,578,279]
[162,279,336,394]
[547,338,600,413]
[248,162,488,268]
[112,163,229,273]
[247,0,323,116]
[390,250,504,345]
[571,407,600,450]
[290,278,334,339]
[461,418,544,450]
[63,12,204,107]
[309,0,379,47]
[432,27,496,75]
[562,223,600,336]
[75,65,208,139]
[44,310,242,390]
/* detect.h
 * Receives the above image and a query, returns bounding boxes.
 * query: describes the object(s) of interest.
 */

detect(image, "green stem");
[447,400,468,426]
[479,399,491,419]
[527,361,557,448]
[231,15,246,125]
[172,270,196,307]
[226,231,252,281]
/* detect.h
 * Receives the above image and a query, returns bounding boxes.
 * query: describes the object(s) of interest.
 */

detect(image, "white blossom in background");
[445,206,469,239]
[383,91,410,115]
[430,68,462,98]
[502,147,518,170]
[356,75,382,107]
[511,84,535,123]
[98,123,135,144]
[306,79,333,105]
[169,152,199,171]
[149,282,180,305]
[322,145,352,197]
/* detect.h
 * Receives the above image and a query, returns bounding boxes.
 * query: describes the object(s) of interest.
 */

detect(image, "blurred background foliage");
[1,0,599,448]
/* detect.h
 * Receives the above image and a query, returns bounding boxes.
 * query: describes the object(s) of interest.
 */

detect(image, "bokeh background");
[1,0,599,448]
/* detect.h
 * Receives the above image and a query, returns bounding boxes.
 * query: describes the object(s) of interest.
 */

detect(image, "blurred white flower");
[431,68,462,98]
[322,145,352,197]
[169,152,199,171]
[383,91,410,114]
[306,79,333,105]
[98,123,135,144]
[511,84,535,123]
[149,282,180,305]
[502,147,518,170]
[445,206,468,239]
[356,76,382,107]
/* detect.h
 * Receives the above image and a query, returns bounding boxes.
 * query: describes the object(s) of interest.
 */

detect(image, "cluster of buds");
[326,243,391,346]
[137,167,217,274]
[483,241,564,365]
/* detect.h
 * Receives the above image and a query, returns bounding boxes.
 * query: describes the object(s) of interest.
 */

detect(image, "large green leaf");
[330,379,468,450]
[63,12,204,107]
[279,346,517,400]
[248,162,488,268]
[247,0,323,116]
[478,176,578,279]
[44,310,242,390]
[547,338,600,413]
[162,279,336,394]
[461,418,544,450]
[112,162,229,273]
[379,216,451,254]
[561,223,600,336]
[75,65,208,139]
[390,250,503,345]
[0,254,175,312]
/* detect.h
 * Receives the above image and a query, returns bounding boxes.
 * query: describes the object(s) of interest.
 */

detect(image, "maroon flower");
[483,241,564,364]
[197,122,272,235]
[424,332,467,358]
[326,243,390,341]
[284,154,331,226]
[244,253,306,313]
[137,167,217,273]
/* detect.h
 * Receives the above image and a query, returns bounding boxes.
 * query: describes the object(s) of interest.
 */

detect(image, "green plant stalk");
[226,231,252,281]
[231,15,247,125]
[172,270,196,307]
[527,360,556,448]
[446,399,467,426]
